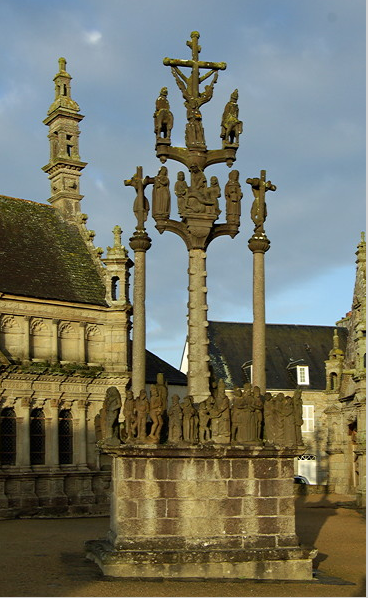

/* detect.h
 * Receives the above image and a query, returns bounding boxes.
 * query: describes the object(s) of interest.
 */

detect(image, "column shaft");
[187,248,210,403]
[252,250,266,394]
[132,250,146,398]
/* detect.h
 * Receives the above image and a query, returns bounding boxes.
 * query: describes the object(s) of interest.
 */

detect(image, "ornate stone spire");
[42,58,87,221]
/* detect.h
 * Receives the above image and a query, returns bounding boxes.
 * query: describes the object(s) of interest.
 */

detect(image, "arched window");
[30,408,45,465]
[330,372,338,390]
[0,408,16,465]
[111,276,120,301]
[58,410,73,464]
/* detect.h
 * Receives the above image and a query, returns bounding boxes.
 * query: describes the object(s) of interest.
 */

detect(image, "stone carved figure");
[123,390,137,441]
[135,389,150,441]
[148,385,164,443]
[210,379,231,443]
[293,389,304,445]
[153,87,173,142]
[247,171,276,235]
[206,176,221,215]
[198,398,212,443]
[184,168,208,214]
[225,170,242,225]
[175,171,189,217]
[182,395,197,443]
[252,386,264,441]
[231,387,251,443]
[152,166,171,220]
[263,392,275,444]
[100,387,121,446]
[168,395,183,443]
[155,372,168,413]
[124,169,151,230]
[283,395,297,447]
[185,103,206,147]
[220,89,243,145]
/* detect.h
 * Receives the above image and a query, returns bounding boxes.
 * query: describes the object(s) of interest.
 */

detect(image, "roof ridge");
[0,194,52,208]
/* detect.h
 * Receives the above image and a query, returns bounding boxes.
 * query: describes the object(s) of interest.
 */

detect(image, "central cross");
[163,31,226,102]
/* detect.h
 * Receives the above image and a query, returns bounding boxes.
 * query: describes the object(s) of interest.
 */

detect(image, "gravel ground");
[0,494,365,597]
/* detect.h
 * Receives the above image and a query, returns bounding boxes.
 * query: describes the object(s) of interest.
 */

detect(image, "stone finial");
[58,57,67,72]
[106,225,128,259]
[113,225,122,248]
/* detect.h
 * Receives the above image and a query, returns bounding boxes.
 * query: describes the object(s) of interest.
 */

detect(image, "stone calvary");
[86,32,316,581]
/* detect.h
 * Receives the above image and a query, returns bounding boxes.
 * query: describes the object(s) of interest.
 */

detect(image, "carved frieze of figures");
[118,381,304,448]
[220,89,243,145]
[152,166,171,220]
[153,87,173,143]
[178,168,222,220]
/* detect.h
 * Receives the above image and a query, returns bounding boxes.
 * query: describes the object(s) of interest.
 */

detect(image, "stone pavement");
[0,494,365,597]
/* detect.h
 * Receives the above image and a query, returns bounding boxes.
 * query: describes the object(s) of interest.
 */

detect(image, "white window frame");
[301,405,314,433]
[297,365,310,385]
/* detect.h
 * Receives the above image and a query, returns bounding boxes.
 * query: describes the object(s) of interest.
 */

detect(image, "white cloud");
[84,30,102,45]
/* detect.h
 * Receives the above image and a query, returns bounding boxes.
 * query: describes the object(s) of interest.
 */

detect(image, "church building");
[0,58,186,518]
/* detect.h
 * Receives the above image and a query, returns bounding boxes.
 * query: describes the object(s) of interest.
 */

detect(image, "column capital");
[248,233,270,254]
[129,230,152,252]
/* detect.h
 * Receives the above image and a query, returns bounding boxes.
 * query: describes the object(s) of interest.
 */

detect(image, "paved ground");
[0,494,365,597]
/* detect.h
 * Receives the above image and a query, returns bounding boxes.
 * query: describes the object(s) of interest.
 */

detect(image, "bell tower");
[42,57,87,220]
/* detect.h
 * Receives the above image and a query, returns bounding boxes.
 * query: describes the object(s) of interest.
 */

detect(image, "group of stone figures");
[100,379,303,448]
[153,83,242,148]
[151,166,242,224]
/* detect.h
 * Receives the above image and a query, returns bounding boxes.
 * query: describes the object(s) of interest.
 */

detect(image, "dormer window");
[297,365,309,385]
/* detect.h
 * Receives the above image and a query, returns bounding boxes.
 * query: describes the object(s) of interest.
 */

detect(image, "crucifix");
[124,166,153,398]
[247,169,276,235]
[124,166,153,231]
[163,31,226,106]
[247,169,277,394]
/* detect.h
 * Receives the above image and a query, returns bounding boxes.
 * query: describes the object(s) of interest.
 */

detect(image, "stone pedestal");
[86,445,316,580]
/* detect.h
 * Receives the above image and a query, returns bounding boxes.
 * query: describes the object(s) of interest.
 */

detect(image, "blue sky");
[0,0,365,368]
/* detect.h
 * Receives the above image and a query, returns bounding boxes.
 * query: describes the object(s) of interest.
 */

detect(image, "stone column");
[17,397,31,467]
[22,316,30,364]
[46,399,59,467]
[187,248,210,403]
[129,231,152,399]
[51,319,59,363]
[76,399,88,468]
[79,322,86,364]
[248,234,270,395]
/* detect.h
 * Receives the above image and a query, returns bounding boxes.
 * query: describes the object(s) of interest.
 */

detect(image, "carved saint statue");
[135,389,150,441]
[252,386,264,442]
[148,385,164,443]
[225,170,242,225]
[152,166,171,220]
[231,387,248,443]
[100,387,121,446]
[198,398,212,443]
[210,379,231,443]
[153,86,173,142]
[168,394,183,443]
[175,171,189,217]
[220,89,243,145]
[182,395,197,443]
[263,392,275,444]
[206,176,221,215]
[123,389,137,442]
[185,103,206,147]
[155,372,168,413]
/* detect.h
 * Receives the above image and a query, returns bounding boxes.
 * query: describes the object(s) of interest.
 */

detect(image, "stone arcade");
[85,32,316,580]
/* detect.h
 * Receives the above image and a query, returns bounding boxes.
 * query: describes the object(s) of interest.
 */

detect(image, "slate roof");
[208,321,348,391]
[0,195,107,306]
[146,349,187,386]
